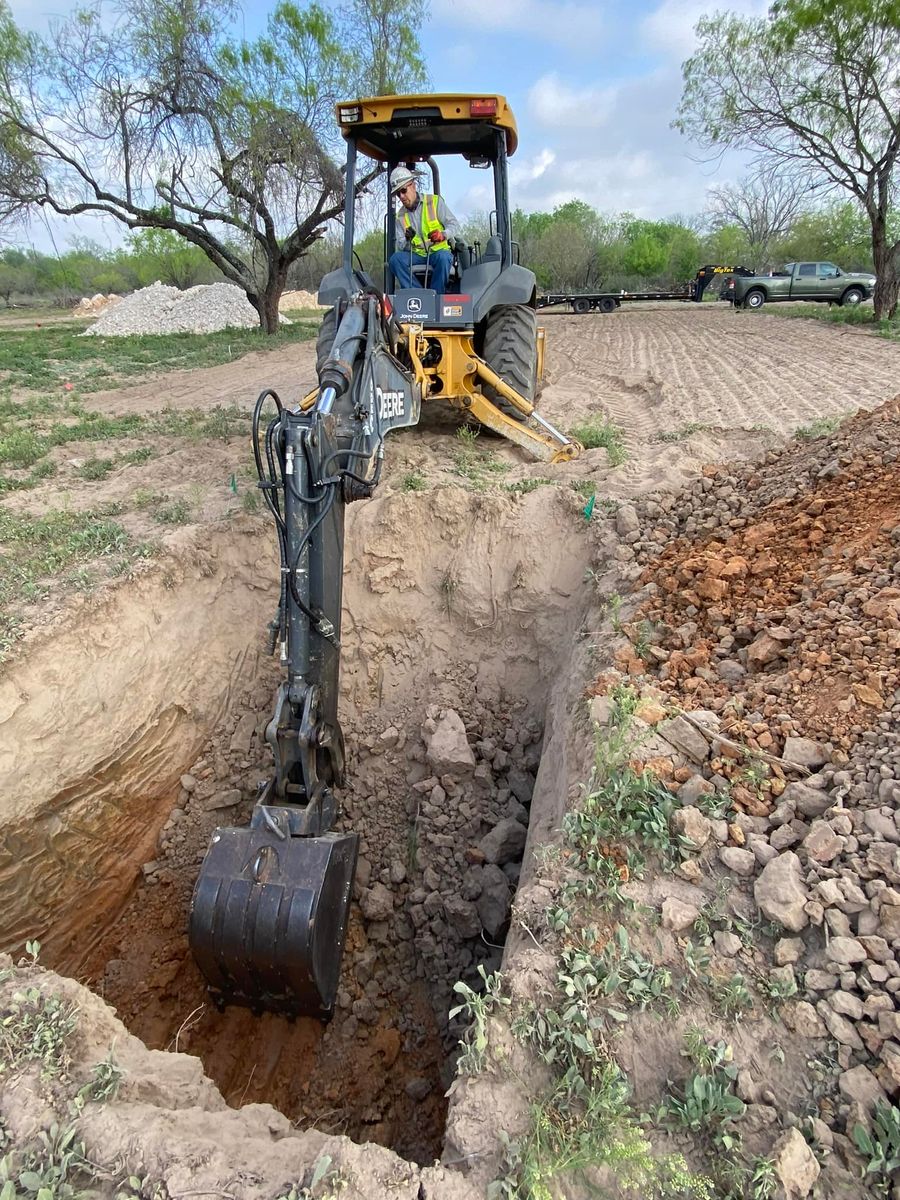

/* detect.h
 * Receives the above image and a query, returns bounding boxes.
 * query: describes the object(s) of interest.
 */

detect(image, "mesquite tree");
[706,164,809,269]
[0,0,427,331]
[675,0,900,318]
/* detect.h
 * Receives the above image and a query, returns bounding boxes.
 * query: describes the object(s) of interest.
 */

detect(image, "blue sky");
[8,0,767,252]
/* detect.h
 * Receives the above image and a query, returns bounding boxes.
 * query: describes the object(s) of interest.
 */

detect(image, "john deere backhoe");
[188,94,579,1019]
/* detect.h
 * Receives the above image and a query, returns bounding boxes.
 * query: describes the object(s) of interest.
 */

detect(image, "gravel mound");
[85,281,269,336]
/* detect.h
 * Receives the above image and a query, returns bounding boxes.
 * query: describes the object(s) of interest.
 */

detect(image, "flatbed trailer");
[535,266,756,315]
[536,290,693,314]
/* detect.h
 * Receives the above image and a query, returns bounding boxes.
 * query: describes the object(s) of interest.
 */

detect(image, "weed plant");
[452,425,508,487]
[568,416,627,465]
[0,508,130,606]
[449,966,510,1076]
[400,471,427,491]
[794,415,845,439]
[770,303,900,340]
[660,1033,745,1150]
[0,982,78,1080]
[0,1120,89,1200]
[651,422,717,443]
[853,1100,900,1193]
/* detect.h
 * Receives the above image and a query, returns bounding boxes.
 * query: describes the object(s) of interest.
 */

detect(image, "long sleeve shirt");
[394,194,461,252]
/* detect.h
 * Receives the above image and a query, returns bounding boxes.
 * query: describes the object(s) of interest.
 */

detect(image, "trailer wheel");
[482,305,538,423]
[315,307,339,378]
[598,297,617,314]
[572,297,591,315]
[840,287,864,307]
[743,289,766,310]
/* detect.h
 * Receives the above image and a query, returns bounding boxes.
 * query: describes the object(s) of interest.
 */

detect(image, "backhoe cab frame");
[316,94,579,463]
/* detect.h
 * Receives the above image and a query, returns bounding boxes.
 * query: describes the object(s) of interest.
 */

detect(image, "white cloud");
[640,0,768,61]
[509,148,556,186]
[528,74,618,130]
[431,0,604,52]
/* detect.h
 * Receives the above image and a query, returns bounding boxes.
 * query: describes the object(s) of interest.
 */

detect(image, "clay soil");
[3,303,900,1196]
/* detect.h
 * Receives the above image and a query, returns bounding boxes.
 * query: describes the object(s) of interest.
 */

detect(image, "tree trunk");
[248,270,287,335]
[870,217,899,321]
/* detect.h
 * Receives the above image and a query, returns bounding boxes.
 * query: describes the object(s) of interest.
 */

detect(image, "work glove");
[404,226,415,241]
[428,228,445,244]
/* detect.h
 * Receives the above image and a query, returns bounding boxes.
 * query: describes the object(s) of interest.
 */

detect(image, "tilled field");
[2,304,900,1200]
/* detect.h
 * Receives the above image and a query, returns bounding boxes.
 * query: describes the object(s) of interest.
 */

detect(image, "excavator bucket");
[189,825,359,1019]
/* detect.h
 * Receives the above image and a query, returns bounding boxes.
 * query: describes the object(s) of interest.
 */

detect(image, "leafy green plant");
[502,477,552,494]
[0,984,78,1080]
[709,974,754,1021]
[661,1045,746,1149]
[449,966,510,1076]
[0,1121,89,1200]
[75,456,115,480]
[794,415,843,440]
[568,416,627,465]
[579,926,678,1016]
[748,1155,777,1200]
[274,1155,345,1200]
[570,479,595,499]
[80,1052,124,1104]
[152,498,190,525]
[757,969,798,1005]
[651,422,717,443]
[400,471,427,491]
[853,1100,900,1190]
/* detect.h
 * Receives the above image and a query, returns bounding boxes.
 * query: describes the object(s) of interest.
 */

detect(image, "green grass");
[0,506,132,606]
[568,416,627,465]
[400,471,427,492]
[502,477,552,494]
[769,303,900,339]
[794,414,847,439]
[0,394,252,488]
[652,422,717,443]
[451,424,509,488]
[0,321,317,394]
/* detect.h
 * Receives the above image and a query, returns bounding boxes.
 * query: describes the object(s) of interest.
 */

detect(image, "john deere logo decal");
[407,297,421,312]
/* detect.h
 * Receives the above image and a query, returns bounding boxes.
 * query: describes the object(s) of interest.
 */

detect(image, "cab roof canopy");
[335,94,518,162]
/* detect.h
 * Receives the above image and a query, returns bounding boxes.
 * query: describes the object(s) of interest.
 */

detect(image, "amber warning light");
[470,98,498,117]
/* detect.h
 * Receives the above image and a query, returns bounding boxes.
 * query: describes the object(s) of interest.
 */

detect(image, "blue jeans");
[389,249,452,295]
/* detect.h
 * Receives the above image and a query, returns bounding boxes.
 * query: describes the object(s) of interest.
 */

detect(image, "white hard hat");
[390,166,417,195]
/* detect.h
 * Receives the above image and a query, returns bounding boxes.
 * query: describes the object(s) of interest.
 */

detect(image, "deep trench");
[2,489,590,1165]
[82,664,546,1164]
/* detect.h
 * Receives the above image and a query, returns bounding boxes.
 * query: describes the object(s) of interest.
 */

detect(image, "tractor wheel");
[482,305,538,423]
[840,287,864,307]
[315,307,339,378]
[743,289,766,310]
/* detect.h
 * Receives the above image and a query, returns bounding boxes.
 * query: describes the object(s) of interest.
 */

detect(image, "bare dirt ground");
[2,303,900,1200]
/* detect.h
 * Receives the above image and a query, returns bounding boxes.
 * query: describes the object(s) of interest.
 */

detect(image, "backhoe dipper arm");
[188,295,423,1019]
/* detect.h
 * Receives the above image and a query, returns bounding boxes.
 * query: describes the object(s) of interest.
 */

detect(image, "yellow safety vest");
[401,194,450,255]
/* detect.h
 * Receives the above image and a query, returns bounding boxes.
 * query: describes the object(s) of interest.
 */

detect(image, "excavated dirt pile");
[574,395,900,1187]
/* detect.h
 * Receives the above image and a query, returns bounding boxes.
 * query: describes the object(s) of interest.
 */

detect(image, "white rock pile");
[74,292,122,316]
[85,281,274,336]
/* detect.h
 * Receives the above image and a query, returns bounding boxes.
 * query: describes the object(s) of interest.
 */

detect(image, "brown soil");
[3,304,900,1197]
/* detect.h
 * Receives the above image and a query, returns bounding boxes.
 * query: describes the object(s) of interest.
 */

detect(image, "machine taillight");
[470,98,498,117]
[338,104,361,124]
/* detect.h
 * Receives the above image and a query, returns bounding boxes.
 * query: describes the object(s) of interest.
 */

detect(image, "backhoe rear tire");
[482,305,538,423]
